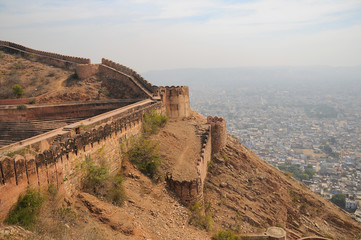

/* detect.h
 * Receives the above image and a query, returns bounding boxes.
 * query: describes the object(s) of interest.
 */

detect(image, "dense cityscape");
[189,78,361,219]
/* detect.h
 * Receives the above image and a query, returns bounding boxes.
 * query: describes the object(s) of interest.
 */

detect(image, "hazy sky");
[1,0,361,72]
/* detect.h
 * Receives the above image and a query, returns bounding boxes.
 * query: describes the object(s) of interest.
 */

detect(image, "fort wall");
[0,99,139,122]
[0,99,35,105]
[99,64,151,99]
[157,86,190,118]
[207,116,227,153]
[166,125,212,204]
[101,58,155,94]
[76,64,99,79]
[0,41,90,69]
[0,100,164,221]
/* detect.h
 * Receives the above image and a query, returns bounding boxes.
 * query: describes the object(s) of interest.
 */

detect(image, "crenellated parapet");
[0,41,90,67]
[101,58,155,94]
[157,86,190,118]
[166,125,212,205]
[207,116,227,153]
[76,64,99,79]
[0,100,163,221]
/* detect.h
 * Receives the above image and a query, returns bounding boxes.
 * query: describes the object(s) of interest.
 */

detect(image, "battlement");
[101,58,155,93]
[157,86,190,118]
[76,64,99,79]
[0,99,164,221]
[166,124,212,204]
[207,116,227,153]
[0,41,90,69]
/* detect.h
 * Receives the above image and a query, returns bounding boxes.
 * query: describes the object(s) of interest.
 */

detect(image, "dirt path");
[152,115,207,181]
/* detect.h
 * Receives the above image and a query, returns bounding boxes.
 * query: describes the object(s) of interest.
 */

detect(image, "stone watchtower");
[158,86,190,118]
[207,116,226,153]
[76,64,99,79]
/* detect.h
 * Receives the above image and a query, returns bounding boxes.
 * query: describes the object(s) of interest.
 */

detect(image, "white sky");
[0,0,360,72]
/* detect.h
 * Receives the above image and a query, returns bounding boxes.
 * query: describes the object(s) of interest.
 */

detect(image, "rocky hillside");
[1,113,361,240]
[1,50,360,239]
[0,50,114,103]
[205,135,361,239]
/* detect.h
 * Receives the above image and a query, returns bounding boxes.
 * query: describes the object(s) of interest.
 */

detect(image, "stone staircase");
[0,117,84,148]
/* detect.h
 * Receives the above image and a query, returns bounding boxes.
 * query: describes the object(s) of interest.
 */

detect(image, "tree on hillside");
[331,193,346,209]
[12,84,24,98]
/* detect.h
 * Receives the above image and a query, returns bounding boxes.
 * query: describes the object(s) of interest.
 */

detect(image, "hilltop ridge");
[0,41,361,240]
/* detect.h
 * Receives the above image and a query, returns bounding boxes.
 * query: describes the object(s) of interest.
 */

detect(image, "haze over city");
[1,0,361,72]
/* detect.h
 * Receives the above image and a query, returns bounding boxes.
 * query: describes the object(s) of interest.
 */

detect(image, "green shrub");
[5,148,28,157]
[16,104,27,110]
[212,230,240,240]
[47,183,58,200]
[13,62,25,70]
[12,84,24,98]
[56,207,77,224]
[188,201,213,231]
[143,110,168,136]
[5,188,44,229]
[29,98,36,104]
[0,51,4,58]
[107,174,126,206]
[82,157,110,195]
[82,157,126,206]
[47,71,56,77]
[125,137,162,180]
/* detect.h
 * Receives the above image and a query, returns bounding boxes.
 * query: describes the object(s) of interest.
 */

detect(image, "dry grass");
[0,51,73,99]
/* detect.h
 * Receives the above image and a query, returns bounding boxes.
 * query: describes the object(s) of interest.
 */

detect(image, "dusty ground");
[0,50,109,103]
[0,118,361,240]
[1,116,361,240]
[204,135,361,240]
[0,160,210,240]
[1,52,361,239]
[152,113,208,181]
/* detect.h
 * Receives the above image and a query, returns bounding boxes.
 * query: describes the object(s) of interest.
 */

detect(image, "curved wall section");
[0,41,90,69]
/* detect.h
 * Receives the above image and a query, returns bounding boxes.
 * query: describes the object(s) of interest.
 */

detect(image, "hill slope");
[205,135,361,239]
[2,114,360,240]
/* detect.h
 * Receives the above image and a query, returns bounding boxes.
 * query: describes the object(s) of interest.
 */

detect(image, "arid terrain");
[0,51,110,103]
[1,50,361,240]
[2,114,361,239]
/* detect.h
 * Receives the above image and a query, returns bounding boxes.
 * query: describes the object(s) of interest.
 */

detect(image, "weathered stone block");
[25,154,38,187]
[14,155,27,186]
[1,156,16,185]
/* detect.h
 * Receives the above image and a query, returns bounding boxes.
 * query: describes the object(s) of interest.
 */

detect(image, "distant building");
[345,200,358,210]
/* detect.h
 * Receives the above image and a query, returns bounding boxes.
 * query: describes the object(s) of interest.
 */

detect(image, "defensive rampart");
[0,99,142,148]
[0,41,90,69]
[157,86,190,118]
[101,58,155,94]
[165,116,226,204]
[99,63,152,99]
[0,99,140,122]
[207,116,227,153]
[0,99,164,221]
[166,125,212,204]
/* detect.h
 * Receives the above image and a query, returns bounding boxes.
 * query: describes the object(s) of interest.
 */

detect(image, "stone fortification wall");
[298,238,331,240]
[0,41,90,69]
[99,64,152,99]
[0,98,32,105]
[207,116,227,153]
[166,125,212,204]
[0,99,138,122]
[76,64,99,79]
[0,100,141,148]
[101,59,155,94]
[157,86,190,118]
[0,100,163,221]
